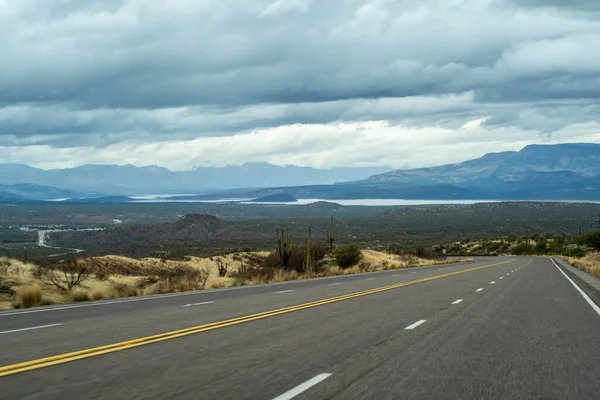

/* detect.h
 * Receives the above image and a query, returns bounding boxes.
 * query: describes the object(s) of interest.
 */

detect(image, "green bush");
[577,231,600,251]
[512,243,534,255]
[333,244,361,269]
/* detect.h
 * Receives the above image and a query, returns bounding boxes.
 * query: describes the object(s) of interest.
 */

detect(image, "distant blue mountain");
[0,163,391,195]
[2,143,599,201]
[190,143,600,201]
[0,184,94,200]
[366,143,600,185]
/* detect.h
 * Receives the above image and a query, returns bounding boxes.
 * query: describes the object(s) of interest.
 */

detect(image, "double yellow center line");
[0,258,514,377]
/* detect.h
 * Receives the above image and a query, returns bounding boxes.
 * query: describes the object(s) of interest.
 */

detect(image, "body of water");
[131,198,494,206]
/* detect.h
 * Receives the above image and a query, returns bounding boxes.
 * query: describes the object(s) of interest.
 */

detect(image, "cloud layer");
[1,0,599,169]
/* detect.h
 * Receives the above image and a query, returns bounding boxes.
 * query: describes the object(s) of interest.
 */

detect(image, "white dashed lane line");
[451,299,463,305]
[476,288,484,292]
[491,281,496,284]
[272,373,333,400]
[276,290,294,294]
[405,320,427,330]
[0,323,62,335]
[184,301,214,307]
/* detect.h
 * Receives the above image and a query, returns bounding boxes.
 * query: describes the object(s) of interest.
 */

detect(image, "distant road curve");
[37,230,84,257]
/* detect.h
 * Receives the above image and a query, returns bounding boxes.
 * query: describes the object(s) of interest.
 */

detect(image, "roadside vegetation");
[0,244,468,310]
[444,230,600,279]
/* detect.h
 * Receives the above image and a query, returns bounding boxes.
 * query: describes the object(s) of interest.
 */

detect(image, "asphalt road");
[1,256,599,399]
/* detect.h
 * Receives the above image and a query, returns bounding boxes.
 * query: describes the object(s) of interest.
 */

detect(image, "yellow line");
[0,258,514,377]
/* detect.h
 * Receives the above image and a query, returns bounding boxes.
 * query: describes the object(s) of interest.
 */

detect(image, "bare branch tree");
[36,260,90,292]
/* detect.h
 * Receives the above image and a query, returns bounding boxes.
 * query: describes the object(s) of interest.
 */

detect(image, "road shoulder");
[552,257,600,309]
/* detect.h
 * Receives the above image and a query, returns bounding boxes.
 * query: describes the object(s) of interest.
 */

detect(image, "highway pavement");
[1,256,599,399]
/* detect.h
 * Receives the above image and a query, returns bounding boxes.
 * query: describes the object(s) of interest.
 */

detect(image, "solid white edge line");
[476,288,483,292]
[0,323,62,335]
[405,319,427,330]
[272,373,332,400]
[276,290,294,294]
[451,299,463,305]
[551,258,600,317]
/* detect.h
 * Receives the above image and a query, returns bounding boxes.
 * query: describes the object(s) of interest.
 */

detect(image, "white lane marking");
[405,320,427,330]
[276,290,294,294]
[506,273,510,276]
[451,299,463,305]
[329,283,342,286]
[499,277,504,280]
[391,274,399,277]
[551,258,600,317]
[476,288,484,292]
[366,278,375,281]
[491,281,496,284]
[272,373,332,400]
[411,272,417,274]
[0,323,62,335]
[184,301,214,307]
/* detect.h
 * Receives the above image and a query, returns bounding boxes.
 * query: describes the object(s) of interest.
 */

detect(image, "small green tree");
[333,244,361,269]
[577,231,600,251]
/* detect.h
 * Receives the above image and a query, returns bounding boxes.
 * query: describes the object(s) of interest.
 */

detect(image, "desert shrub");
[358,262,370,272]
[71,289,90,302]
[512,243,534,255]
[15,284,42,308]
[209,280,228,289]
[35,259,90,292]
[149,263,210,293]
[577,231,600,251]
[230,276,248,286]
[0,283,14,295]
[90,287,107,300]
[334,244,362,269]
[286,243,329,273]
[567,247,587,258]
[261,253,283,270]
[111,282,139,298]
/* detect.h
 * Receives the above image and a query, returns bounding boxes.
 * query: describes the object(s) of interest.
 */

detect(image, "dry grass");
[0,250,470,310]
[561,252,600,278]
[70,288,90,302]
[14,284,43,308]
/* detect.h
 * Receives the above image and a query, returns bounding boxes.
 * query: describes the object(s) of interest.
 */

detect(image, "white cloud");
[0,0,599,169]
[2,119,598,170]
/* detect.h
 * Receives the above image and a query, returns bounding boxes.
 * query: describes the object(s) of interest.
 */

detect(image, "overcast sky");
[1,0,599,170]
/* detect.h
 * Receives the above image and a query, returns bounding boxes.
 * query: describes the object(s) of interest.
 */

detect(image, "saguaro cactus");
[327,217,336,255]
[217,260,228,277]
[305,226,312,274]
[277,229,293,267]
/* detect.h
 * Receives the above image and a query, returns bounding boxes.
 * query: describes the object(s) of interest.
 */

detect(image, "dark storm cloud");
[511,0,600,12]
[0,0,599,154]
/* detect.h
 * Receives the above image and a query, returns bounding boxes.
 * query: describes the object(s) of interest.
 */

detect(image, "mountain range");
[0,163,390,196]
[1,143,599,201]
[182,143,600,201]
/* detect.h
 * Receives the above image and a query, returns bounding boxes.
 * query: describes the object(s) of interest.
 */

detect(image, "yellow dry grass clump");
[561,252,600,278]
